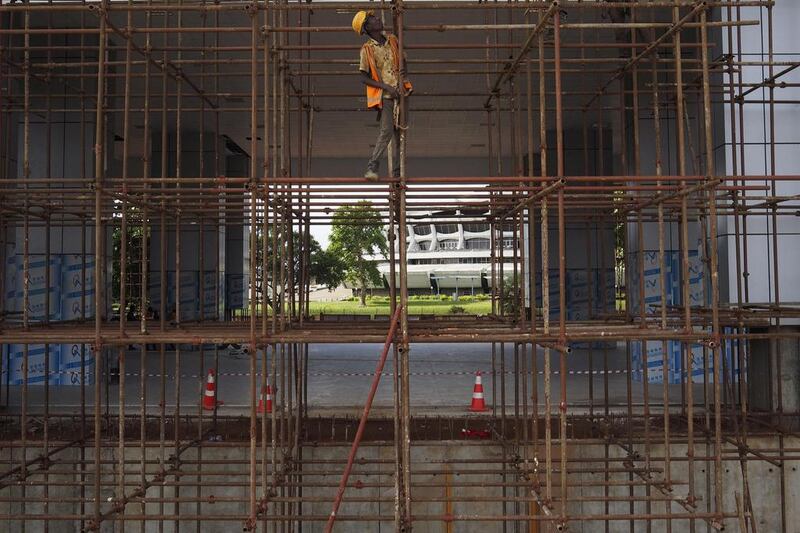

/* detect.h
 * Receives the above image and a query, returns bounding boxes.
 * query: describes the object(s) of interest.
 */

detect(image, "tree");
[256,230,345,305]
[310,245,346,290]
[328,201,387,306]
[112,221,147,313]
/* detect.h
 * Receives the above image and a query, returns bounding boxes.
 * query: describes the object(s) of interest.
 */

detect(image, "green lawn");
[307,299,492,316]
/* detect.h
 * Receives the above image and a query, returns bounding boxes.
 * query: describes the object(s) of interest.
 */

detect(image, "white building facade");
[375,212,517,293]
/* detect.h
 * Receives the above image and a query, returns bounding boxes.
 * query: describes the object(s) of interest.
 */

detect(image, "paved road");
[3,342,696,416]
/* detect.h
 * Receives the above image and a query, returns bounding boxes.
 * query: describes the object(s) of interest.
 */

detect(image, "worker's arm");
[360,70,399,98]
[399,51,412,96]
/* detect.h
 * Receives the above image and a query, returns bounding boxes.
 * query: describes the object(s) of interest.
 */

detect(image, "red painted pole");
[324,304,403,533]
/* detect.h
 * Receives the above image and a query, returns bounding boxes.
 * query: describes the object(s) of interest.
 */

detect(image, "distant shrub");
[457,293,491,302]
[459,295,487,303]
[449,305,466,314]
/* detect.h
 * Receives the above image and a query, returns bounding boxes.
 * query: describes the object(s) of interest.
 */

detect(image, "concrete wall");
[5,35,103,306]
[748,326,800,413]
[1,39,103,389]
[146,133,246,319]
[718,3,800,310]
[522,129,616,316]
[11,117,97,254]
[1,438,795,532]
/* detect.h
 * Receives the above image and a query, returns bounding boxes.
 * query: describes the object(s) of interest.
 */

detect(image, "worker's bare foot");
[364,169,379,181]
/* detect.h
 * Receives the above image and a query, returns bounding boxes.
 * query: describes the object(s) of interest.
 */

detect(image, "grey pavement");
[2,342,701,417]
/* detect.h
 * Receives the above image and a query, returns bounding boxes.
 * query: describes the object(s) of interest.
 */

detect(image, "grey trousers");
[366,97,401,177]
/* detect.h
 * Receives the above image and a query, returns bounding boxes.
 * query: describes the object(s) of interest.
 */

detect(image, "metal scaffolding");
[0,0,798,531]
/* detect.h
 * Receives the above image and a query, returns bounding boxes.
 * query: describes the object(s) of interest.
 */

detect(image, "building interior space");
[1,0,800,531]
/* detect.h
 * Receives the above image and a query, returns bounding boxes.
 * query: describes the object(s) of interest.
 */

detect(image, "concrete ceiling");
[23,3,681,162]
[81,4,636,161]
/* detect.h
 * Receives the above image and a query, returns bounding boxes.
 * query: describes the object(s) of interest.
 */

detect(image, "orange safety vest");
[362,34,412,110]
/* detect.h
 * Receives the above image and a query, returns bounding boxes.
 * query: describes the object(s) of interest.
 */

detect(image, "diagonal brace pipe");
[0,439,83,489]
[584,1,708,111]
[325,304,403,533]
[85,432,211,531]
[485,1,560,108]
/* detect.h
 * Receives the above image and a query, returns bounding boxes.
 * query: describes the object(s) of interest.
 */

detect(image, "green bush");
[502,284,520,316]
[365,295,391,304]
[449,305,466,314]
[409,294,447,301]
[458,294,489,303]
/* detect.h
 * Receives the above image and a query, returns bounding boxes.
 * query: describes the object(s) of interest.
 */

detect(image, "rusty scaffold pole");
[0,1,796,531]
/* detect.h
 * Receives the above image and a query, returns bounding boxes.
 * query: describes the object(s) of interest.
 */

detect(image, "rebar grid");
[0,1,798,531]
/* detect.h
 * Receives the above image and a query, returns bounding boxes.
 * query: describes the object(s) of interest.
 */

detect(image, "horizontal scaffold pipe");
[0,1,774,12]
[0,21,760,35]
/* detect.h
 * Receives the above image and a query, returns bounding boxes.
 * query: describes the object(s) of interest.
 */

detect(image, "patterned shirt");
[358,34,399,93]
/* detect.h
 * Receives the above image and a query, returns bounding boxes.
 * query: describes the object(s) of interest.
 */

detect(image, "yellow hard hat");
[351,10,373,35]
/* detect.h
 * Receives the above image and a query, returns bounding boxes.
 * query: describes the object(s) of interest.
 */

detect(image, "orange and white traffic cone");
[203,369,218,411]
[469,371,488,412]
[257,384,273,414]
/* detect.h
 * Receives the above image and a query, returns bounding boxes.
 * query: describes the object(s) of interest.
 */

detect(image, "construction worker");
[352,10,411,180]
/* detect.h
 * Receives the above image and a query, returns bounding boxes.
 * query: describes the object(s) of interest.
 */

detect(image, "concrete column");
[748,326,800,414]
